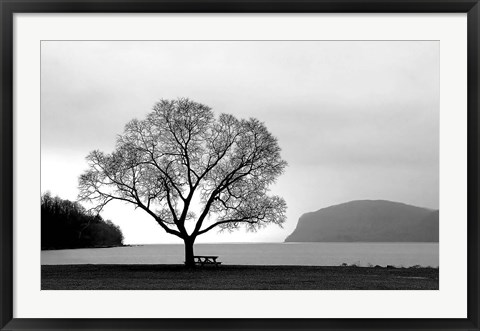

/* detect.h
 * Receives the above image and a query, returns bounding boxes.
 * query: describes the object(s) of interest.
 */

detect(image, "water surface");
[41,242,439,267]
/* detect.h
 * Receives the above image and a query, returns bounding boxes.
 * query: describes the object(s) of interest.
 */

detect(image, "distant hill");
[284,200,439,242]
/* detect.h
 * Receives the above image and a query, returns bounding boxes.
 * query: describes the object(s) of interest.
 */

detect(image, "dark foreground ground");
[42,264,438,290]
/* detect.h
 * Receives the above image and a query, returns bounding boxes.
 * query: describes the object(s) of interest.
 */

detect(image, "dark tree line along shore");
[41,193,124,250]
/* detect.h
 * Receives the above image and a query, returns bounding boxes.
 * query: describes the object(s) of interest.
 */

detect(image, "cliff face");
[285,200,439,242]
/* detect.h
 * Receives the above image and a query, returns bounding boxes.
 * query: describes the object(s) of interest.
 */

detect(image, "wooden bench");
[193,255,222,267]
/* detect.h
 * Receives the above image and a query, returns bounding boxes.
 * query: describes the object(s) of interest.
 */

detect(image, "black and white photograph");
[40,40,440,290]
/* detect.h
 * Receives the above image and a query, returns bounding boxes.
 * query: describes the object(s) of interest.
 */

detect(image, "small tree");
[78,98,287,267]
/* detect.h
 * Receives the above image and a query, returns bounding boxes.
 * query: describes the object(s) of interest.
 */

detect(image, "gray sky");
[41,41,439,244]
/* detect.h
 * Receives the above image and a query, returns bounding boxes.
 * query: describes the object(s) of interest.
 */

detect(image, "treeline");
[41,193,124,250]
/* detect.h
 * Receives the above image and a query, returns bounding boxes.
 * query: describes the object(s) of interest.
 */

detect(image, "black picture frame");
[1,1,479,330]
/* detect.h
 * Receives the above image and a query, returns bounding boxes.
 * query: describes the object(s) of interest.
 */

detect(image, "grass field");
[41,264,438,290]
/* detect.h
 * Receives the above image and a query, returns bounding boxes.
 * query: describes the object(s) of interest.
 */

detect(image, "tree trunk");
[184,238,195,268]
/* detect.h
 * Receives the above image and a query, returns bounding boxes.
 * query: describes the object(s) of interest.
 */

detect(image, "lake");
[41,242,439,267]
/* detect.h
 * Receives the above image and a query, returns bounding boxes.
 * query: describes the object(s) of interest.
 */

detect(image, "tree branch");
[197,217,258,235]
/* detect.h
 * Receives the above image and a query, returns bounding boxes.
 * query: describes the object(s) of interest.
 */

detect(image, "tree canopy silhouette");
[78,98,287,266]
[41,192,124,250]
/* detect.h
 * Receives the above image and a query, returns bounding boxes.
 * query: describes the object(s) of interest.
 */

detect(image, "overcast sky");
[41,41,439,244]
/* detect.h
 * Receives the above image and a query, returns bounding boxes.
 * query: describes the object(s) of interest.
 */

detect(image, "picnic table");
[193,255,222,267]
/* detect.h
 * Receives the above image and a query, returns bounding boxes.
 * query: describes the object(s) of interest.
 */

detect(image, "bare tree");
[78,98,287,267]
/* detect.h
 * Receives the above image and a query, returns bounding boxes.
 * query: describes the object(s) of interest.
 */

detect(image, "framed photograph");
[1,0,479,330]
